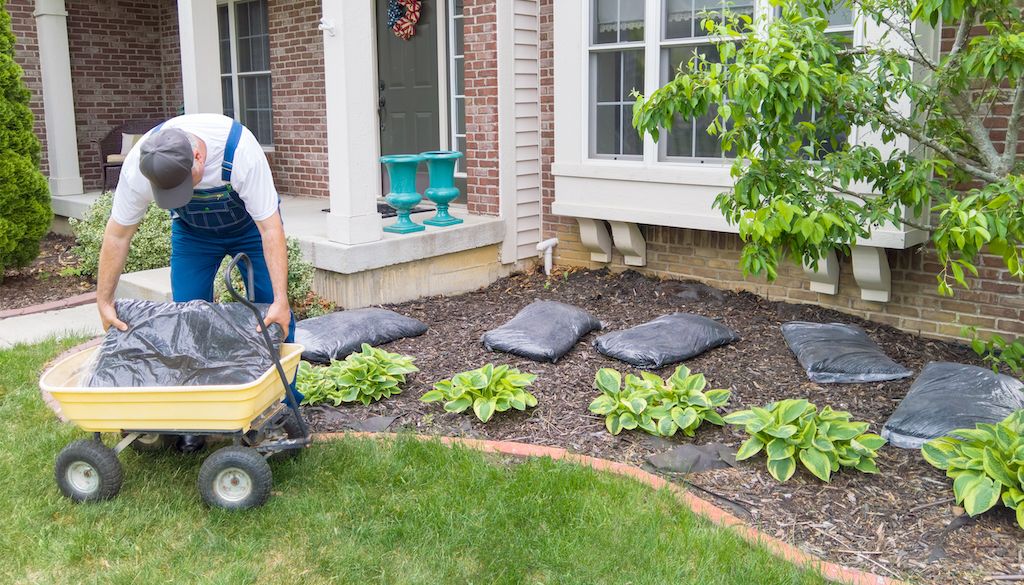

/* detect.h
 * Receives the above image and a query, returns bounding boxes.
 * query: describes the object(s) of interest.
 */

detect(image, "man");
[96,113,293,452]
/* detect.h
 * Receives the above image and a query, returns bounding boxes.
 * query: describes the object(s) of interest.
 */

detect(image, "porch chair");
[93,119,165,191]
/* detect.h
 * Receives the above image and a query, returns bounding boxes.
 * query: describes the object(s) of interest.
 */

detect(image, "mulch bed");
[0,234,94,312]
[304,268,1023,585]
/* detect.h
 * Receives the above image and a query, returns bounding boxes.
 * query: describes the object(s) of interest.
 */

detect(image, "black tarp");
[85,299,282,388]
[294,308,428,363]
[482,300,602,363]
[781,321,913,383]
[594,313,739,368]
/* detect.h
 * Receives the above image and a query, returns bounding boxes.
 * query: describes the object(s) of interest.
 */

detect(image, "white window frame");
[447,0,467,175]
[218,0,274,149]
[585,0,856,166]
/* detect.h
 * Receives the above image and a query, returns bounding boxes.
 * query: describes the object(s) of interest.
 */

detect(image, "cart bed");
[40,343,304,433]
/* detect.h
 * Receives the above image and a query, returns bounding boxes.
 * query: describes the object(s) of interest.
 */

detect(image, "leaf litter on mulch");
[304,268,1024,585]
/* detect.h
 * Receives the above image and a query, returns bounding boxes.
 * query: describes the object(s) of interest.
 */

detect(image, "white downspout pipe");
[536,238,559,276]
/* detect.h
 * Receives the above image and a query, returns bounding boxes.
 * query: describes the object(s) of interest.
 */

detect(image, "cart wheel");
[122,432,176,453]
[197,446,272,510]
[55,440,123,502]
[272,413,307,460]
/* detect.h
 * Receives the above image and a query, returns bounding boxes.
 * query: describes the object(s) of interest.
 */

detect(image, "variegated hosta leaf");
[428,364,539,422]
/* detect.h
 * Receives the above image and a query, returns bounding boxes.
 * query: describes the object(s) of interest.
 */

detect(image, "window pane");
[664,0,694,39]
[693,0,722,34]
[221,77,234,118]
[454,18,464,54]
[240,75,273,145]
[827,4,853,26]
[594,51,620,102]
[236,0,270,73]
[593,0,620,44]
[693,105,721,157]
[455,97,465,134]
[622,50,644,100]
[593,0,645,44]
[665,115,694,157]
[621,106,642,154]
[218,6,231,74]
[595,105,621,155]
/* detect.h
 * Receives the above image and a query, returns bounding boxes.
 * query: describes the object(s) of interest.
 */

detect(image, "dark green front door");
[377,0,440,192]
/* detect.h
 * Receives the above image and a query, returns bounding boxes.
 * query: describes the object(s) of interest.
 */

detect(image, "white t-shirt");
[110,113,279,226]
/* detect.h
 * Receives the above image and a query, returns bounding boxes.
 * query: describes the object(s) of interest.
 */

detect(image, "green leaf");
[628,397,648,415]
[855,433,886,451]
[620,412,638,430]
[671,407,698,431]
[588,394,618,415]
[922,438,959,470]
[767,456,797,482]
[764,424,798,439]
[657,416,677,437]
[854,457,879,474]
[799,448,832,482]
[1017,503,1024,530]
[445,396,472,413]
[595,368,622,394]
[982,447,1017,487]
[705,389,731,407]
[766,438,795,461]
[736,436,765,460]
[777,399,809,424]
[420,390,445,403]
[962,476,1001,517]
[606,414,623,435]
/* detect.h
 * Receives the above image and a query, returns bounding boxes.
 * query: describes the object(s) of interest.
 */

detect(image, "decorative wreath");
[387,0,422,40]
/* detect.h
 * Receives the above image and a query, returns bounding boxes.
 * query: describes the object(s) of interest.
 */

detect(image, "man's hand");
[98,301,128,332]
[261,300,291,339]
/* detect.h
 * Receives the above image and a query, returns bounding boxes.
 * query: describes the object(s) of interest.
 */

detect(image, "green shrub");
[0,4,51,278]
[588,366,730,437]
[296,344,418,406]
[922,410,1024,529]
[724,400,884,482]
[421,364,538,423]
[69,192,172,277]
[215,237,335,319]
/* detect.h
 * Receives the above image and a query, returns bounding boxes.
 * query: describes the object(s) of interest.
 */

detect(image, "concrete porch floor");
[50,192,508,308]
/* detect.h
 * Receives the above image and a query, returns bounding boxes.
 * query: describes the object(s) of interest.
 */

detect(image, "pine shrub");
[0,3,51,279]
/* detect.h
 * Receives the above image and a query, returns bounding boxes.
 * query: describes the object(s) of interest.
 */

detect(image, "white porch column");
[33,0,82,196]
[321,1,383,244]
[177,0,222,114]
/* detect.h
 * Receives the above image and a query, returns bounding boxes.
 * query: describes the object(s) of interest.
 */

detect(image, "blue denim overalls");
[156,120,296,344]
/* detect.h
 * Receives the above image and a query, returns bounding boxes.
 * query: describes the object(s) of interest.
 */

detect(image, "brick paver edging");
[0,292,97,319]
[316,431,904,585]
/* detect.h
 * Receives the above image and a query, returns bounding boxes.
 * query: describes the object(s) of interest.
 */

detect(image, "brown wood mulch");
[0,234,94,312]
[304,267,1024,585]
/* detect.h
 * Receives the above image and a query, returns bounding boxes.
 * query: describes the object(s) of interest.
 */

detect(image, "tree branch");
[948,92,1004,173]
[851,0,938,71]
[1002,79,1024,174]
[945,7,976,65]
[806,173,935,232]
[848,103,1001,182]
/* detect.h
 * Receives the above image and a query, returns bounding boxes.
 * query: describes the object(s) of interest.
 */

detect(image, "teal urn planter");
[420,150,464,227]
[380,154,426,234]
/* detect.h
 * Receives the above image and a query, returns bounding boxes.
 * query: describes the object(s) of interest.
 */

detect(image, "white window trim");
[447,0,467,177]
[218,0,274,148]
[552,0,931,249]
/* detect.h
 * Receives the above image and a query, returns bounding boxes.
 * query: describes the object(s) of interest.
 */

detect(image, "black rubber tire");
[272,412,306,460]
[197,446,273,510]
[122,433,176,453]
[55,440,124,503]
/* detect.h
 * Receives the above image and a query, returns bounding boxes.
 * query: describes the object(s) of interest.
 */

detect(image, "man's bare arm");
[96,219,139,331]
[254,210,291,337]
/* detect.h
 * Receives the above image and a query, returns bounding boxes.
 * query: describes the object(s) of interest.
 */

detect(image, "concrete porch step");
[116,267,173,302]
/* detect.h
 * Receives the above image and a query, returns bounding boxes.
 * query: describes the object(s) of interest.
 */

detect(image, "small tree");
[0,1,50,279]
[634,0,1023,364]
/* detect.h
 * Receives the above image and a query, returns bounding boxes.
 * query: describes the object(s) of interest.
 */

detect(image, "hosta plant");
[588,366,730,437]
[421,364,538,423]
[921,410,1024,529]
[296,344,418,406]
[724,400,885,482]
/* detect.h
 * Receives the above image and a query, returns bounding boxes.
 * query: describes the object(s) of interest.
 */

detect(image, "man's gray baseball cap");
[139,128,195,210]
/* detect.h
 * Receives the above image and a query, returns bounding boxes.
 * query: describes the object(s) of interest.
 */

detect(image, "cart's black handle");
[224,253,309,440]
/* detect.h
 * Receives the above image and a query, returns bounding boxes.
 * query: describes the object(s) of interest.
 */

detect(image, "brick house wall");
[9,0,46,176]
[538,17,1024,343]
[463,0,500,216]
[66,0,178,192]
[265,0,328,199]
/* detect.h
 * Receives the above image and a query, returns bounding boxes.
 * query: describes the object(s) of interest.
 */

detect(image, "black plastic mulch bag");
[482,300,602,363]
[294,308,428,363]
[594,313,739,368]
[85,299,283,388]
[781,321,913,384]
[882,362,1024,449]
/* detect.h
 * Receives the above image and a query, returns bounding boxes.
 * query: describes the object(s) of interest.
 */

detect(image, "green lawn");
[0,338,831,585]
